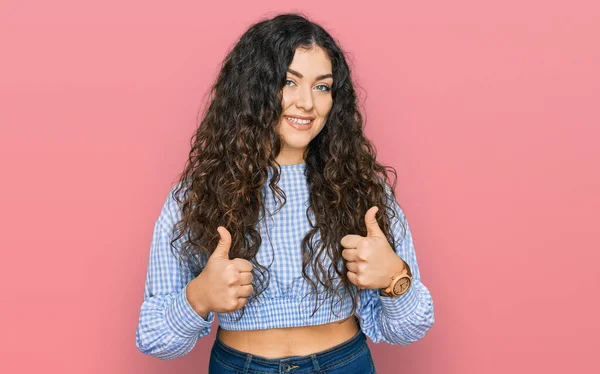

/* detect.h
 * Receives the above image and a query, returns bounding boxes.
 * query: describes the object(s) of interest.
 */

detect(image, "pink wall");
[1,0,598,373]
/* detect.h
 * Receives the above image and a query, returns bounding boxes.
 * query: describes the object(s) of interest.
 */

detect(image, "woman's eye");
[285,80,330,91]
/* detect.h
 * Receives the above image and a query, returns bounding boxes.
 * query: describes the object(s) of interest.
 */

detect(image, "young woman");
[136,13,435,373]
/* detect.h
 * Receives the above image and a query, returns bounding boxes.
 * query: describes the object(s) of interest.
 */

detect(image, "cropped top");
[136,163,435,360]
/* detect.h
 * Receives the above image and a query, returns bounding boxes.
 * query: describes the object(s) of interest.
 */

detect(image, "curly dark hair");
[169,12,405,320]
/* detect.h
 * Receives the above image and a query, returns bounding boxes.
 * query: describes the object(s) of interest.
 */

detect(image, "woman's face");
[274,45,333,165]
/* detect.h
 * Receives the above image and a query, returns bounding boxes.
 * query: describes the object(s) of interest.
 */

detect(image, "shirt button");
[282,363,292,372]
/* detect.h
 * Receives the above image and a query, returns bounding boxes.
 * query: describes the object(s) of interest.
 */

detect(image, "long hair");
[169,12,405,319]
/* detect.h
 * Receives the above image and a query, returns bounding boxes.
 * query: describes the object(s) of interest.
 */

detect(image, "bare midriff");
[217,315,360,358]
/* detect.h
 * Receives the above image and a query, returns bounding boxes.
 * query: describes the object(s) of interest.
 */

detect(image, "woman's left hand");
[341,206,406,290]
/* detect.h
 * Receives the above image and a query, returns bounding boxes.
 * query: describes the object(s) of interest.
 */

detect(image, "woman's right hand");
[185,226,254,319]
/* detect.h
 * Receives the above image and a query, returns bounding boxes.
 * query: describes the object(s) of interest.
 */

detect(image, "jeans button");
[282,363,292,372]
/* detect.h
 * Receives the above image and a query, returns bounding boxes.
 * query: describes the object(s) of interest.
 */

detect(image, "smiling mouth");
[285,116,313,125]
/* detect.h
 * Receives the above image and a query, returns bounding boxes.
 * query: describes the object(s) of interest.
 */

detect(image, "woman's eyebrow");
[288,69,333,81]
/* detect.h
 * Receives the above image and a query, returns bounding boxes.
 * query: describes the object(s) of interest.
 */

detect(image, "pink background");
[1,0,598,373]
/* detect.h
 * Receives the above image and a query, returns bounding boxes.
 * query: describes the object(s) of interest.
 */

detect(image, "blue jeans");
[208,326,376,374]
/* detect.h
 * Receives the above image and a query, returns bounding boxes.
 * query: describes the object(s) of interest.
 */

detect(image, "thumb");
[365,206,384,237]
[212,226,232,259]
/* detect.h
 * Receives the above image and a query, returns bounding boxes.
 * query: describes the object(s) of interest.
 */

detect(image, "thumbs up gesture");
[186,226,254,318]
[340,207,407,290]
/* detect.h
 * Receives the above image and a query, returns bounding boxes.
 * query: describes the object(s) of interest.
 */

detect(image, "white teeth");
[286,116,312,125]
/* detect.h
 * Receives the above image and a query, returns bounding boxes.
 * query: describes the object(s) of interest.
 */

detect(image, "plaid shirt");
[136,163,434,359]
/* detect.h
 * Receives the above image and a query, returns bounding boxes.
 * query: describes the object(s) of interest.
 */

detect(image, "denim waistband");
[211,325,368,373]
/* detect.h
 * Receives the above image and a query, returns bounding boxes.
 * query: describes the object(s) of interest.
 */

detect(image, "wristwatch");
[380,261,412,297]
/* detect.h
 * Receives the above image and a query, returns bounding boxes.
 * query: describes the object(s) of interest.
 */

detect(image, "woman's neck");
[274,151,305,166]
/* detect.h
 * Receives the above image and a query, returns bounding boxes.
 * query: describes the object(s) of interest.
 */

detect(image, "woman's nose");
[294,85,314,111]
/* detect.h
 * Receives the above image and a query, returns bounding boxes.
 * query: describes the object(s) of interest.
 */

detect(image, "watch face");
[393,278,411,295]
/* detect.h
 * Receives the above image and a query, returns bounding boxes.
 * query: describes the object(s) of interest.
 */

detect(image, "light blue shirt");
[136,163,435,360]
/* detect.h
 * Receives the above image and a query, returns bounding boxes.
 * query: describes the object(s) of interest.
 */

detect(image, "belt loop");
[310,353,320,372]
[243,354,253,374]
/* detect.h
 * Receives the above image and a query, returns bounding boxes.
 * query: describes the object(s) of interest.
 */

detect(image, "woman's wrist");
[186,277,211,319]
[380,258,409,292]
